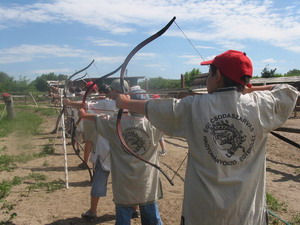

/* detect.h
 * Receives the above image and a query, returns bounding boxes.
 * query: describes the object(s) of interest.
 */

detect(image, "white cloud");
[196,45,216,49]
[0,44,89,64]
[93,56,124,63]
[179,54,202,65]
[90,39,129,47]
[32,68,71,74]
[136,52,156,58]
[262,58,277,64]
[0,0,299,52]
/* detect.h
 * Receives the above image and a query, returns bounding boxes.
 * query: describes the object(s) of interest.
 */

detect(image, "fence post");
[29,92,39,107]
[2,93,15,119]
[181,74,185,88]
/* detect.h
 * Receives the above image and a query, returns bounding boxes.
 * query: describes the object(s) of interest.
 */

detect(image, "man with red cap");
[115,50,298,225]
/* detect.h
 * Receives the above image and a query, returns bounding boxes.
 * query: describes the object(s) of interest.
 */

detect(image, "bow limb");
[61,60,95,181]
[76,64,123,126]
[117,17,176,186]
[51,59,95,134]
[71,118,93,182]
[72,64,124,182]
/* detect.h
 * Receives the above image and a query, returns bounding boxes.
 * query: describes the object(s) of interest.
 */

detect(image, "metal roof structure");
[251,76,300,84]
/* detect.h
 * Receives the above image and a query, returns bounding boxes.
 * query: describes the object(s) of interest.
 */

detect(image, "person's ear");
[215,69,224,85]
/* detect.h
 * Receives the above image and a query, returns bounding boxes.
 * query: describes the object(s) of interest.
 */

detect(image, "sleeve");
[253,84,299,132]
[146,97,194,138]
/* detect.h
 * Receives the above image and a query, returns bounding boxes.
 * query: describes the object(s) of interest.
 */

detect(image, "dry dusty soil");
[0,113,299,225]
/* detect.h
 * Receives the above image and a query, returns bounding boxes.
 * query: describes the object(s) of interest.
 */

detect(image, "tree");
[285,69,300,76]
[183,68,201,87]
[261,66,277,78]
[0,72,11,83]
[31,73,68,92]
[139,77,181,90]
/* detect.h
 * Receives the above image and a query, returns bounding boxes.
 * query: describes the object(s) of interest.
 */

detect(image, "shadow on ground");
[45,214,115,225]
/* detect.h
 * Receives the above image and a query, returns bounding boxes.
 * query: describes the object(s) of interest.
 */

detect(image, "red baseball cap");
[200,50,253,87]
[86,81,98,91]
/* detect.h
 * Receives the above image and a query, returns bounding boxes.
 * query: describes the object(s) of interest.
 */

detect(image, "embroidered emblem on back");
[203,113,256,165]
[123,127,150,155]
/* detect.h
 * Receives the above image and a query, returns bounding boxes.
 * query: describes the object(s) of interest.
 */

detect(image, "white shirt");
[146,84,298,225]
[88,98,117,171]
[95,113,163,205]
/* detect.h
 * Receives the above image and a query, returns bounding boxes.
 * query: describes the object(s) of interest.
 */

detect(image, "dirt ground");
[0,114,299,225]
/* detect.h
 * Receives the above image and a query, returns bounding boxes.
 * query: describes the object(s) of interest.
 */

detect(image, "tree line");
[0,72,67,94]
[0,67,299,93]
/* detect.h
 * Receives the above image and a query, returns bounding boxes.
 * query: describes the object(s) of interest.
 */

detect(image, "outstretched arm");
[243,85,274,94]
[116,94,147,115]
[79,108,97,121]
[63,99,85,108]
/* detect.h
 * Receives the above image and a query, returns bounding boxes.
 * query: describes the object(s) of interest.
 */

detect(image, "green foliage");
[183,68,201,87]
[139,77,181,90]
[261,67,277,78]
[31,72,67,92]
[285,69,300,77]
[139,68,201,90]
[0,72,35,93]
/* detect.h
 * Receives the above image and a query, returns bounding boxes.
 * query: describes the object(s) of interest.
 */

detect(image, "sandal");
[81,210,97,221]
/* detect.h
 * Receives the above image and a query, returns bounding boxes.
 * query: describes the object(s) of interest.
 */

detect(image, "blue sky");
[1,0,300,81]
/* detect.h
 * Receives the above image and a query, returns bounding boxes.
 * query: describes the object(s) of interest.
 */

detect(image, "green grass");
[27,179,64,193]
[0,110,43,137]
[33,107,57,116]
[267,193,291,225]
[267,193,287,212]
[0,173,53,201]
[0,201,17,224]
[290,213,300,225]
[0,176,22,200]
[0,172,62,224]
[0,146,7,153]
[0,145,55,172]
[26,173,47,181]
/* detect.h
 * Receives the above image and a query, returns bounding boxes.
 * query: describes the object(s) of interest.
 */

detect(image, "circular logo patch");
[203,113,256,165]
[123,127,151,155]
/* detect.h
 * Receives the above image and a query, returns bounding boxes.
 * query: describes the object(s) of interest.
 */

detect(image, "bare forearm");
[244,85,274,94]
[121,99,147,115]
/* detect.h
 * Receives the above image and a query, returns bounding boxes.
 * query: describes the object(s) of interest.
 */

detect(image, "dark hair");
[99,84,112,94]
[210,64,250,92]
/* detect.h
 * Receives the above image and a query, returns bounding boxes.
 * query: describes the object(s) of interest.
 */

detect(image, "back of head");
[201,50,253,90]
[110,79,129,93]
[130,88,149,117]
[130,88,150,100]
[99,84,112,94]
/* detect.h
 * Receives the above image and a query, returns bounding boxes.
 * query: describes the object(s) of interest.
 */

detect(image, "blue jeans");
[115,202,163,225]
[91,159,110,197]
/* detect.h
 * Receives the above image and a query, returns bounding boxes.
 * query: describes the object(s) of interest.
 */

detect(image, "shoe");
[78,162,88,169]
[81,210,97,221]
[159,150,167,156]
[132,211,140,219]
